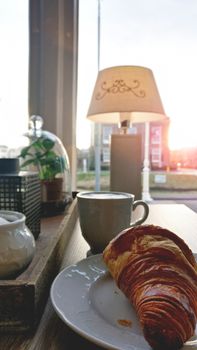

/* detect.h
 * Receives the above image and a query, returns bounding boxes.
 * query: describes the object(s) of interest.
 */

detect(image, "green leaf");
[19,146,32,158]
[42,138,55,150]
[18,135,66,180]
[20,159,35,168]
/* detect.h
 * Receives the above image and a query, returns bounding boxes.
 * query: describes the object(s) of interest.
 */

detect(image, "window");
[102,147,110,163]
[0,1,28,152]
[78,0,197,151]
[102,126,113,145]
[151,126,162,145]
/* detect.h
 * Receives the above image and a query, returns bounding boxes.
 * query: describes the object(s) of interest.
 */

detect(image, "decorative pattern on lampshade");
[95,78,146,100]
[87,65,167,124]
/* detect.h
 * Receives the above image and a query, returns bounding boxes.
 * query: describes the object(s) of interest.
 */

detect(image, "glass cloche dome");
[19,115,72,216]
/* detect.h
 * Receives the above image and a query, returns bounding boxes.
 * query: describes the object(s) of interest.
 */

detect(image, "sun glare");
[169,121,197,150]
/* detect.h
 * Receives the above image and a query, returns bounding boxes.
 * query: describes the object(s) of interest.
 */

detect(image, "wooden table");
[1,203,197,350]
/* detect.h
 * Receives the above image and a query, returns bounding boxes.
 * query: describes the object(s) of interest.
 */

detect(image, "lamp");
[87,65,167,200]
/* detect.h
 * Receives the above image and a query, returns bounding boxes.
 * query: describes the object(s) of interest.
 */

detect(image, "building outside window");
[150,125,162,169]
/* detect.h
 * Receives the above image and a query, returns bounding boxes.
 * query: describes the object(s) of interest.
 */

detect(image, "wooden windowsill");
[0,199,78,333]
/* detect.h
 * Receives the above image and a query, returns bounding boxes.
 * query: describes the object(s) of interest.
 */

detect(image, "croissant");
[103,224,197,350]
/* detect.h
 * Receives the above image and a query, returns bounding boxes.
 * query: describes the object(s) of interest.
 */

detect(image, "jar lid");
[0,158,19,174]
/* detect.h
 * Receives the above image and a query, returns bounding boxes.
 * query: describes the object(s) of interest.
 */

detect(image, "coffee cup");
[77,191,149,254]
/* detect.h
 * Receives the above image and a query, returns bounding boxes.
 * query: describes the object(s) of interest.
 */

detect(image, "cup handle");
[130,200,149,226]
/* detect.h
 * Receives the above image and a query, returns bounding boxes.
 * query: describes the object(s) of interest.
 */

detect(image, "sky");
[77,0,197,150]
[1,1,197,151]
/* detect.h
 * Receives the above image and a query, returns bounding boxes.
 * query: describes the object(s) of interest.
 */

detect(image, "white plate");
[50,254,197,350]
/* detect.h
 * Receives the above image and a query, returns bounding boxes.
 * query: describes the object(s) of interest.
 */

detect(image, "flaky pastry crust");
[103,224,197,350]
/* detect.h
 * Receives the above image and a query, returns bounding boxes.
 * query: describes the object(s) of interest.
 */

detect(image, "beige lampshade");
[87,65,166,124]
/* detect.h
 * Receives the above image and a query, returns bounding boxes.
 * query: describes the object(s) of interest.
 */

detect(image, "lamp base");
[142,191,153,202]
[110,134,142,199]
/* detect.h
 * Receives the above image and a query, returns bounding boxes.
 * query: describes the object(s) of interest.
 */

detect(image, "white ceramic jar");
[0,211,36,279]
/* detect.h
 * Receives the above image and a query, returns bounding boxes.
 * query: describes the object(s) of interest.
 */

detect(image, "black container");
[0,171,41,239]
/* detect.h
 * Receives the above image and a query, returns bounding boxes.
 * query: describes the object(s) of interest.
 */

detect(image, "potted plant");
[19,134,70,215]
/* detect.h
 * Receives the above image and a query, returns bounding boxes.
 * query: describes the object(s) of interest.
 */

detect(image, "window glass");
[0,1,28,151]
[77,0,98,150]
[78,0,197,150]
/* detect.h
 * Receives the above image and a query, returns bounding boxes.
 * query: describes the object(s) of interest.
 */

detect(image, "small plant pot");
[41,178,71,216]
[41,178,63,202]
